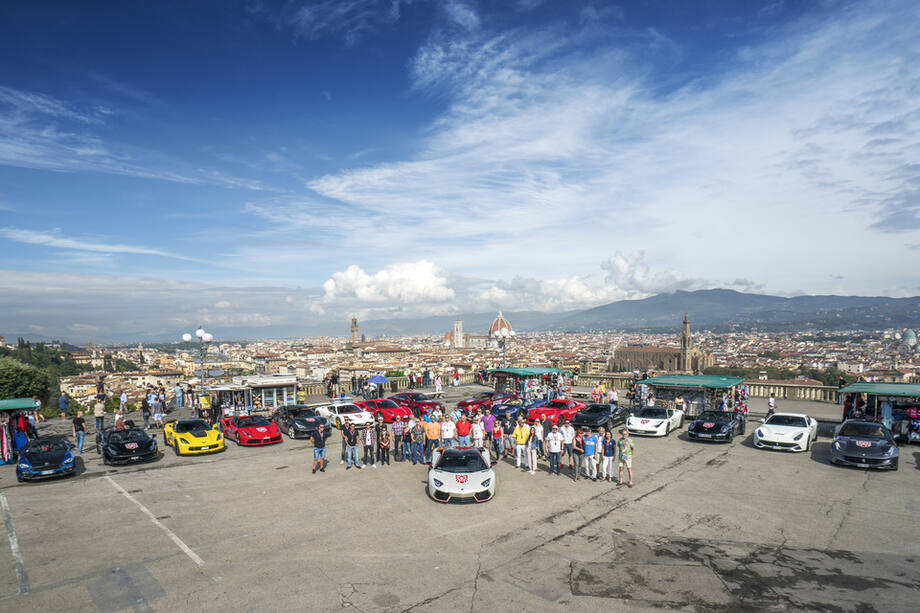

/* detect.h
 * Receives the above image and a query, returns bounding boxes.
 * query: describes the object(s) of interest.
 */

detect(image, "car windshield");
[436,450,488,473]
[175,420,210,433]
[237,416,271,427]
[25,439,68,452]
[408,393,431,401]
[336,405,361,414]
[765,415,807,427]
[109,429,149,443]
[501,399,523,407]
[289,409,317,418]
[637,408,668,419]
[584,404,610,413]
[376,400,400,409]
[477,392,492,399]
[697,412,732,422]
[839,423,887,438]
[545,401,566,409]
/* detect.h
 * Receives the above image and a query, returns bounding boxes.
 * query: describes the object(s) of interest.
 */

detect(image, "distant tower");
[679,312,692,371]
[350,318,359,344]
[453,320,464,348]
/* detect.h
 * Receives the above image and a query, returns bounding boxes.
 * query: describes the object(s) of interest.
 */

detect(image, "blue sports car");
[16,436,76,482]
[490,398,545,421]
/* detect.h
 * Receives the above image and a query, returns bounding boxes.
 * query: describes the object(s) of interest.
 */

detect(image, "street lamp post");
[492,327,515,368]
[182,327,213,418]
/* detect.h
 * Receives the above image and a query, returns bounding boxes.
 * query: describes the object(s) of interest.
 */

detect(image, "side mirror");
[759,418,765,423]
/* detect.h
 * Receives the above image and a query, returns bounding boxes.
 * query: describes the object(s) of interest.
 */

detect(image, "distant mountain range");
[359,289,920,335]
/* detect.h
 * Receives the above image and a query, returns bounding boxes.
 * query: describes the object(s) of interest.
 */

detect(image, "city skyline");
[1,0,919,340]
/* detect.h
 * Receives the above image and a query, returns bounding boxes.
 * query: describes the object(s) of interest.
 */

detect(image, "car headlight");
[755,429,764,438]
[18,463,29,470]
[179,437,189,445]
[793,433,803,441]
[882,445,895,456]
[216,433,222,440]
[433,479,443,487]
[833,440,843,450]
[481,478,491,487]
[63,456,74,464]
[721,425,731,432]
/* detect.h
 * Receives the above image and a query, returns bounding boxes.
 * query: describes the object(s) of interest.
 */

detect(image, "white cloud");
[444,1,479,30]
[0,227,192,260]
[214,300,232,309]
[322,260,456,304]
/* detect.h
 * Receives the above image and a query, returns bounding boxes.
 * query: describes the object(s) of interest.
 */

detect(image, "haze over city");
[1,0,918,342]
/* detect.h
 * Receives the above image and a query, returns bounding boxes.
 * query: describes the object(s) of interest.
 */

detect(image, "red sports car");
[219,415,283,446]
[388,392,443,417]
[457,391,515,414]
[526,399,586,425]
[356,399,412,423]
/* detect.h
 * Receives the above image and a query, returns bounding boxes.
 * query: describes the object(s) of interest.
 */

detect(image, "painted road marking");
[104,476,204,567]
[0,494,29,595]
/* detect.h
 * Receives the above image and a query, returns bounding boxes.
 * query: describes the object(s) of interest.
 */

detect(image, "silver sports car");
[829,420,899,470]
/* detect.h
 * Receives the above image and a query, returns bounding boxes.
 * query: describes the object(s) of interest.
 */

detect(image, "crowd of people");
[315,407,636,487]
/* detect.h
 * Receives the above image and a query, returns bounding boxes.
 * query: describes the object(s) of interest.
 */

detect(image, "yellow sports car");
[163,419,225,455]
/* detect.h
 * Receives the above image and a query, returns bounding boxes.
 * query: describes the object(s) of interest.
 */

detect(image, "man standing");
[424,416,441,462]
[560,419,575,470]
[344,423,360,469]
[391,416,405,461]
[72,410,86,454]
[58,392,69,420]
[362,425,376,468]
[610,387,619,406]
[546,425,563,475]
[441,415,456,448]
[617,429,634,487]
[119,390,128,412]
[583,429,598,481]
[93,400,105,433]
[767,394,776,416]
[411,419,426,465]
[311,424,327,474]
[340,417,350,464]
[512,417,530,470]
[455,414,472,447]
[174,385,183,409]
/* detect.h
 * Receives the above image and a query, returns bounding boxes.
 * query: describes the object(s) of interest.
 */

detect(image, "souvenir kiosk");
[840,382,920,442]
[640,375,745,418]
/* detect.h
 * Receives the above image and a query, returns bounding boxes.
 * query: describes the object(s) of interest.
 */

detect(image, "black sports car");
[97,427,159,465]
[571,403,630,430]
[271,406,332,440]
[830,420,899,470]
[16,436,76,482]
[687,411,745,442]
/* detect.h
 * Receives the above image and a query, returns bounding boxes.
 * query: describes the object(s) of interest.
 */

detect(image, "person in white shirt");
[471,418,484,448]
[559,422,576,469]
[534,421,545,458]
[610,388,618,405]
[440,418,456,448]
[546,426,564,475]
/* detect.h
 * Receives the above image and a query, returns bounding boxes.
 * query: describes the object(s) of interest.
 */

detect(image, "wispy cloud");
[0,227,194,260]
[274,0,414,46]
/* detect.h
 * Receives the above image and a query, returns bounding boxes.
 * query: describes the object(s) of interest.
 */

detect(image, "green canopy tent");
[839,382,920,428]
[640,375,745,417]
[484,367,565,394]
[0,398,38,411]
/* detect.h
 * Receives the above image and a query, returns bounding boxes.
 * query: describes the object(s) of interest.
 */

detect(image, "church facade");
[607,314,713,374]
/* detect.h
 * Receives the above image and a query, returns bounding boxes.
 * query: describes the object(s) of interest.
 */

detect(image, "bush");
[0,357,53,407]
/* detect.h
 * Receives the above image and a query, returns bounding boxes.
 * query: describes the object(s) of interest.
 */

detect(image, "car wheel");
[16,473,23,483]
[678,416,684,429]
[665,424,671,436]
[95,443,101,455]
[102,455,110,466]
[173,441,180,456]
[163,432,168,445]
[288,427,296,439]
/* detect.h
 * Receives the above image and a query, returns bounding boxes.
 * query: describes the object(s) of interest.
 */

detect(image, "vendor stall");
[202,384,251,417]
[485,367,566,396]
[0,397,38,464]
[840,382,920,442]
[640,375,745,418]
[232,374,298,412]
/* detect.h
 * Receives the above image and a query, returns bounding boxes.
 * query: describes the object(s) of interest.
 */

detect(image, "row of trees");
[701,365,855,387]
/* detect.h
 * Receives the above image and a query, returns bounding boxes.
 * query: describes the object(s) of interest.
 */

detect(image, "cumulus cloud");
[322,260,456,304]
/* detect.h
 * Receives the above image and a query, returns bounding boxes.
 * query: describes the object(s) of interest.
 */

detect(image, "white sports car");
[428,447,495,503]
[753,412,818,452]
[315,403,374,429]
[626,406,684,437]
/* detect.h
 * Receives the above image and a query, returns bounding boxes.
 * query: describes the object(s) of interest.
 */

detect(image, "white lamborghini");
[428,446,495,503]
[626,406,684,437]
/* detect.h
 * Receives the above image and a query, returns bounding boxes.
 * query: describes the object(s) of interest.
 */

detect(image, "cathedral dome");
[489,311,513,336]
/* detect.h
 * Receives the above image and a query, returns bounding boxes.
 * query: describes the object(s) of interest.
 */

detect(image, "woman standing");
[492,419,504,458]
[572,429,585,481]
[601,430,616,481]
[471,416,484,449]
[377,427,391,466]
[526,425,539,475]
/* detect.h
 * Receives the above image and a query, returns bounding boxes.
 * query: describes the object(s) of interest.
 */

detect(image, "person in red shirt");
[455,414,472,446]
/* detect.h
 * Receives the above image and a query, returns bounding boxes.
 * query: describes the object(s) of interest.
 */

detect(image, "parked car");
[163,419,225,455]
[753,413,818,452]
[315,402,374,429]
[490,397,542,421]
[356,399,413,423]
[218,415,283,446]
[526,398,585,425]
[16,436,76,482]
[571,403,630,430]
[388,392,443,417]
[428,446,495,503]
[271,406,332,440]
[687,411,745,442]
[456,391,514,414]
[830,420,899,470]
[626,407,684,437]
[97,427,159,465]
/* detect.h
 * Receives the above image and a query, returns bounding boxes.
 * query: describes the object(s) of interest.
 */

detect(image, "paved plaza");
[1,390,918,612]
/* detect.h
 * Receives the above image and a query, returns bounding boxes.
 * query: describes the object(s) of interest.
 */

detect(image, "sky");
[1,0,918,342]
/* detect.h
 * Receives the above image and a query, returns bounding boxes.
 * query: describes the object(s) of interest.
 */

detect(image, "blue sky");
[1,0,918,341]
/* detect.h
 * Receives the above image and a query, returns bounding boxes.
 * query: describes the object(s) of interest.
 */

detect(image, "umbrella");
[368,375,389,384]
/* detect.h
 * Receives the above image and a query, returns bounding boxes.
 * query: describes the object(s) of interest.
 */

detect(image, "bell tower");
[679,312,692,371]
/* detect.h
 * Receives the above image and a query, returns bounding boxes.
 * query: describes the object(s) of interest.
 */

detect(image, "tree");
[0,357,53,406]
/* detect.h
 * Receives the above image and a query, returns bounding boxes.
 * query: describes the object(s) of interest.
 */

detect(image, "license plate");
[857,463,869,468]
[698,434,711,438]
[41,470,54,475]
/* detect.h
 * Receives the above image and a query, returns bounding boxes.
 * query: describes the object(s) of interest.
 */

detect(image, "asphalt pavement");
[1,385,918,612]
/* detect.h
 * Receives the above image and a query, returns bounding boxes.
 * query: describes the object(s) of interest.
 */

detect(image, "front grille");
[843,455,888,465]
[762,440,797,448]
[432,490,450,502]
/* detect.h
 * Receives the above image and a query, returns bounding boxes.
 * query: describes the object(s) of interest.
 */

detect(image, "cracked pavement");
[0,416,918,612]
